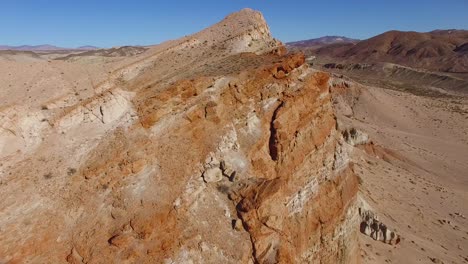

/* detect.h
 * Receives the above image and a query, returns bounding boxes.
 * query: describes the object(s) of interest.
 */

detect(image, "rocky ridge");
[0,9,361,263]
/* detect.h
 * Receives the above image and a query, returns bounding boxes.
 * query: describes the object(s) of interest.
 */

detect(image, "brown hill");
[287,36,359,48]
[314,30,468,72]
[454,42,468,53]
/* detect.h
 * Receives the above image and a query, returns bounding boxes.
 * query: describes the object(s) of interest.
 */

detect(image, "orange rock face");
[0,9,359,264]
[227,62,359,263]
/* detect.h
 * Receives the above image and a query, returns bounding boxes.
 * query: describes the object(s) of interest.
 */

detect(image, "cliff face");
[229,59,360,263]
[0,9,359,263]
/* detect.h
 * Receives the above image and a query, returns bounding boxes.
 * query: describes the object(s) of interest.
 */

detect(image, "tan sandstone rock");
[0,8,360,264]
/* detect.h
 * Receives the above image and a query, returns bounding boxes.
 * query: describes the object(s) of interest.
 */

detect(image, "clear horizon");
[1,0,467,48]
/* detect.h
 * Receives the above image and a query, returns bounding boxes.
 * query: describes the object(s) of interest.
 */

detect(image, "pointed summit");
[192,8,284,55]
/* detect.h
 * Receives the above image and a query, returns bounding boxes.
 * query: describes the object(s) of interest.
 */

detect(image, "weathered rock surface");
[358,204,400,245]
[0,9,360,263]
[202,167,223,183]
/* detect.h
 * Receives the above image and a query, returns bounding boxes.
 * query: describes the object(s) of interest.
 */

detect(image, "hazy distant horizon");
[1,0,467,48]
[3,28,468,50]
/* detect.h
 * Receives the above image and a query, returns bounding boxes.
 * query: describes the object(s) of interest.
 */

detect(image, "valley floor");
[331,79,468,263]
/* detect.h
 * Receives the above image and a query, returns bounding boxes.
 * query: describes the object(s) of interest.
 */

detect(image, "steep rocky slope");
[0,9,361,263]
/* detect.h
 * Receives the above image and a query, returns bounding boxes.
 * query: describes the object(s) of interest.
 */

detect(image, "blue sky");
[1,0,467,48]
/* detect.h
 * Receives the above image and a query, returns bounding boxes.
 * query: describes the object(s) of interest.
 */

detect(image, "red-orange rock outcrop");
[0,9,360,264]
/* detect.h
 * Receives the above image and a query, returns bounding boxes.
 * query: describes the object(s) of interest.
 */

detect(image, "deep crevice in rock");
[268,101,284,161]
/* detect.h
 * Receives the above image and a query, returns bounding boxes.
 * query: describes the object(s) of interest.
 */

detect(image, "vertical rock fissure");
[99,105,105,123]
[236,206,260,264]
[268,101,284,161]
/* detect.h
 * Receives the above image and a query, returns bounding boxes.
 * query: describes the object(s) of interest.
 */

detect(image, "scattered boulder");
[228,171,237,182]
[359,208,400,245]
[342,127,369,146]
[454,212,466,219]
[202,167,223,183]
[429,257,444,264]
[108,233,133,248]
[220,160,236,181]
[232,219,244,231]
[204,101,218,120]
[324,63,344,69]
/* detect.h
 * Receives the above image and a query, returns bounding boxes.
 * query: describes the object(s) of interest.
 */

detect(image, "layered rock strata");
[0,9,359,264]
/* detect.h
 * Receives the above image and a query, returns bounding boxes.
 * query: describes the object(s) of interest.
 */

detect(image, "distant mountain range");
[0,44,99,51]
[291,30,468,73]
[286,36,359,48]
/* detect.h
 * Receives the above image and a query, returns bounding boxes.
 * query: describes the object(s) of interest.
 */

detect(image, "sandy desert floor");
[331,77,468,263]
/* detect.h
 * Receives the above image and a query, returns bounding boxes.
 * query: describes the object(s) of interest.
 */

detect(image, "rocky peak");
[222,8,268,28]
[192,8,284,55]
[0,9,359,264]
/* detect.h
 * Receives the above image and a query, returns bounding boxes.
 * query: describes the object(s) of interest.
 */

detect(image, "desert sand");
[329,73,468,263]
